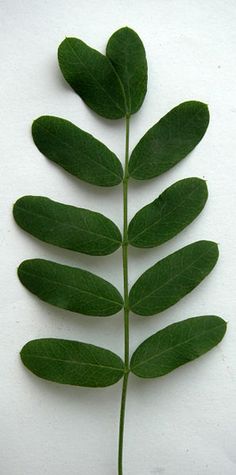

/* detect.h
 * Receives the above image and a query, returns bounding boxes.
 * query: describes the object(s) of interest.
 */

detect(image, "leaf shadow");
[39,156,123,208]
[51,59,69,91]
[31,296,124,348]
[127,349,218,410]
[22,364,122,411]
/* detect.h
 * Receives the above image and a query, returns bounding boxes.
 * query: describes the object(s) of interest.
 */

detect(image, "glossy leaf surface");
[32,116,123,187]
[21,338,124,387]
[18,259,123,316]
[129,241,218,316]
[13,196,122,256]
[129,101,209,180]
[128,178,208,248]
[131,316,226,378]
[58,37,126,119]
[106,27,147,115]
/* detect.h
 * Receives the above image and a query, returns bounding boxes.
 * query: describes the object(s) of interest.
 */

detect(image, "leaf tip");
[17,261,24,279]
[20,345,25,359]
[12,199,19,217]
[206,240,219,255]
[20,340,31,363]
[201,101,210,117]
[211,241,220,263]
[17,259,34,281]
[58,36,72,46]
[31,117,41,137]
[57,37,75,60]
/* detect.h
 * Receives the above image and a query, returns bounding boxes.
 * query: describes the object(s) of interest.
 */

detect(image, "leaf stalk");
[118,114,130,475]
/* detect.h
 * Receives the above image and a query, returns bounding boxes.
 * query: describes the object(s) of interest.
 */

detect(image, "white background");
[1,1,236,474]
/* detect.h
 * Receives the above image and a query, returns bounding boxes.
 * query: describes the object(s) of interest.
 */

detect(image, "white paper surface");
[1,1,236,474]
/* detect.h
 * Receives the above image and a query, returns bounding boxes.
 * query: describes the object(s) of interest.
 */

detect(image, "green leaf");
[129,241,218,316]
[18,259,123,317]
[106,27,147,115]
[128,178,208,248]
[128,101,210,180]
[13,196,122,256]
[32,116,123,187]
[21,338,124,387]
[58,37,126,119]
[130,316,227,378]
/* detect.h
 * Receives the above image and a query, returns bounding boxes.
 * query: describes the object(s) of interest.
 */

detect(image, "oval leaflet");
[130,316,227,378]
[32,116,123,187]
[129,240,219,316]
[106,27,147,115]
[21,338,124,387]
[13,196,122,256]
[18,259,124,317]
[128,178,208,248]
[129,101,210,180]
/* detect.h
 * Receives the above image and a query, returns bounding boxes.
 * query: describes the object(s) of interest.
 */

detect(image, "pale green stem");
[118,115,130,475]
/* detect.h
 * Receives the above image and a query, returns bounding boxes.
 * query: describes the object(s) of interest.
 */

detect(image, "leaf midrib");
[132,321,225,370]
[21,268,122,307]
[15,204,121,245]
[25,353,124,373]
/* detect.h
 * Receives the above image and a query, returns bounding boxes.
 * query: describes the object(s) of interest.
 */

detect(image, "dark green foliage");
[13,196,121,256]
[18,259,123,317]
[21,339,124,387]
[15,27,226,474]
[128,101,210,180]
[130,316,227,378]
[58,37,126,119]
[106,27,147,115]
[129,241,218,316]
[32,116,123,186]
[128,178,208,248]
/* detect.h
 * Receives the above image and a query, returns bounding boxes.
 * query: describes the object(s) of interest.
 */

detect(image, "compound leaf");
[13,196,122,256]
[129,241,218,316]
[128,178,208,248]
[18,259,123,317]
[58,37,126,119]
[128,101,210,180]
[130,316,227,378]
[32,116,123,187]
[106,26,147,115]
[21,338,124,387]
